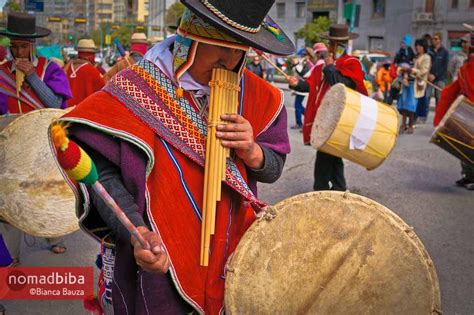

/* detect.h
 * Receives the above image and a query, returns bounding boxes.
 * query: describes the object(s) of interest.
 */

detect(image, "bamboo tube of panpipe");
[201,70,218,265]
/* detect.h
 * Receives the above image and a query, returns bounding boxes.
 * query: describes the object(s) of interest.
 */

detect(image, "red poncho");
[434,56,474,126]
[65,60,105,107]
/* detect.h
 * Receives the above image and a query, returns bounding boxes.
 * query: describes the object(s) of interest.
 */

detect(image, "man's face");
[253,57,260,65]
[10,40,32,59]
[188,42,245,85]
[461,40,470,53]
[432,35,441,47]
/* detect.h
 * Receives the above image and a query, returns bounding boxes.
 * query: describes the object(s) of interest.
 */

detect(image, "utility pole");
[162,0,167,39]
[337,0,344,24]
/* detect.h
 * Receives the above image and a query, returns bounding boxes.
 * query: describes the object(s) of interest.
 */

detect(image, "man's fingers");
[216,123,246,132]
[138,254,170,273]
[135,248,160,264]
[220,140,252,149]
[216,131,249,140]
[220,113,246,123]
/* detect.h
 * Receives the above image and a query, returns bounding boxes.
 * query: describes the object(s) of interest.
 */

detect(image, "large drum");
[225,191,441,314]
[431,95,473,165]
[0,109,79,237]
[311,84,399,170]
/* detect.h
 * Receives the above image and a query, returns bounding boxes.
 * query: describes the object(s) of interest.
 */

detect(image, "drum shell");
[0,109,79,237]
[225,191,441,314]
[311,84,399,170]
[431,95,473,165]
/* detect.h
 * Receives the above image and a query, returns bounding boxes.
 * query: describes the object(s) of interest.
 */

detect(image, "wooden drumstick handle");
[259,53,290,81]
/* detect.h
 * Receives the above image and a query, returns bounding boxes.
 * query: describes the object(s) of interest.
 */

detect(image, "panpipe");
[201,68,240,266]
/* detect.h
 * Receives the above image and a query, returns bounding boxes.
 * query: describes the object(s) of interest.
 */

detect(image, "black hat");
[320,24,359,41]
[180,0,295,56]
[0,12,51,39]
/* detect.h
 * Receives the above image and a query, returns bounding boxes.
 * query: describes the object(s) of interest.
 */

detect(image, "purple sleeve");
[256,106,291,154]
[43,61,72,108]
[0,93,7,114]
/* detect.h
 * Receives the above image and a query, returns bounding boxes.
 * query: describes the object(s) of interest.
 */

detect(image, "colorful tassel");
[50,122,150,250]
[51,122,98,185]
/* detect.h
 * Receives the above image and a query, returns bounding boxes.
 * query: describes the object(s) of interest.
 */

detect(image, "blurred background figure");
[64,39,105,107]
[264,54,277,83]
[103,33,149,83]
[289,48,313,130]
[375,62,392,102]
[426,32,449,108]
[313,42,328,68]
[394,34,415,66]
[449,33,470,81]
[411,38,431,125]
[246,55,266,78]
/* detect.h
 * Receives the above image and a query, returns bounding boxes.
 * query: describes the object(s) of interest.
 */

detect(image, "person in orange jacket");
[376,62,392,102]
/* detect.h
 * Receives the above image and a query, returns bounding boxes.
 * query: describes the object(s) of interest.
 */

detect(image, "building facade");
[147,0,177,40]
[351,0,474,55]
[268,0,309,52]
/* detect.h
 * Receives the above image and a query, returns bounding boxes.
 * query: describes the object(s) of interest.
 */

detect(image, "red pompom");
[56,140,82,170]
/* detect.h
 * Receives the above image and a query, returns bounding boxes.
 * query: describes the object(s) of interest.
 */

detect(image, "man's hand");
[324,53,335,66]
[216,114,263,169]
[288,76,299,87]
[132,226,170,273]
[428,74,435,82]
[15,59,35,76]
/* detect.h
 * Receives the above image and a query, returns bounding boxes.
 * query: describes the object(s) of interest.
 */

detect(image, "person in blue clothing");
[426,32,449,108]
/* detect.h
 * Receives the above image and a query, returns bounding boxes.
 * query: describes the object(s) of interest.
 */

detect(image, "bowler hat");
[319,24,358,41]
[0,12,50,38]
[180,0,294,56]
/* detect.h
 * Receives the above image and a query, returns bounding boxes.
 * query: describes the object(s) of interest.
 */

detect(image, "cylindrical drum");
[225,191,441,314]
[311,84,399,170]
[431,95,473,165]
[0,109,79,237]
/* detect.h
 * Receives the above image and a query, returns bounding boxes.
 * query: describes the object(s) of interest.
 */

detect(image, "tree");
[3,1,21,12]
[296,17,332,47]
[165,2,185,27]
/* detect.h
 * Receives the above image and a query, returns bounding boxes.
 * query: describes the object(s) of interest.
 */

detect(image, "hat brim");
[319,32,359,41]
[181,0,295,56]
[463,23,473,31]
[0,26,51,38]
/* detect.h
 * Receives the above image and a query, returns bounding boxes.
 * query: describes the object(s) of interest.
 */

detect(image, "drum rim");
[225,191,441,313]
[430,95,472,144]
[0,108,79,237]
[311,83,346,150]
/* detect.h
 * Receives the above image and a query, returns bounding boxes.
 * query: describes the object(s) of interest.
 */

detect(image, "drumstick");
[425,79,442,92]
[258,53,290,81]
[50,123,150,250]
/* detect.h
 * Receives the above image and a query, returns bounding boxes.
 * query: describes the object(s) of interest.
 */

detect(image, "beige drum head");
[225,192,441,314]
[0,109,78,237]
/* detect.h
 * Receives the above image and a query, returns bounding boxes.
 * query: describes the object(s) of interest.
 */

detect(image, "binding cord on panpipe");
[201,68,240,266]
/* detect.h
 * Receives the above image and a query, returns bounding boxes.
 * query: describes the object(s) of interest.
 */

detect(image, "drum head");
[0,109,79,237]
[225,192,441,314]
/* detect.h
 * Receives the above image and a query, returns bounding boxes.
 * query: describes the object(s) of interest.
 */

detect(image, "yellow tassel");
[176,87,184,99]
[51,123,70,151]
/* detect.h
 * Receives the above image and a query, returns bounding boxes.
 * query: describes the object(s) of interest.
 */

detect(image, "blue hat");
[402,34,412,46]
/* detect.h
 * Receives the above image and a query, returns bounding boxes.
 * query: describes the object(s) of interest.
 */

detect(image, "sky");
[0,0,6,12]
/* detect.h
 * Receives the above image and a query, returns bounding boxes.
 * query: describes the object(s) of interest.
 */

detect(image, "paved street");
[2,83,473,314]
